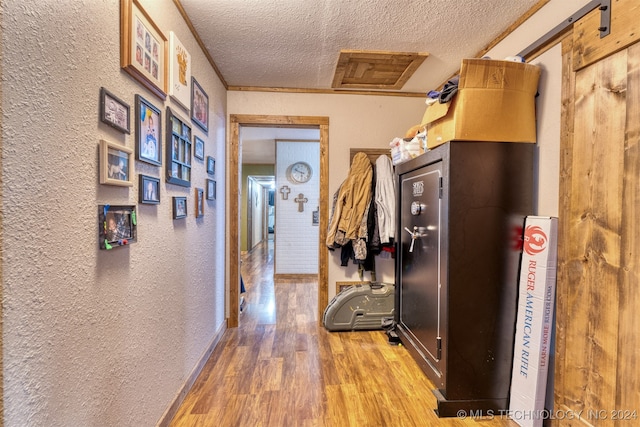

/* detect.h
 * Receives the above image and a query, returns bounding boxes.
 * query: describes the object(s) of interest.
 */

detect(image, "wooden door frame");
[228,114,329,327]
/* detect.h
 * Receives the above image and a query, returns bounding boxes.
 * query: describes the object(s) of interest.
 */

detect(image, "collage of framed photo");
[99,2,217,231]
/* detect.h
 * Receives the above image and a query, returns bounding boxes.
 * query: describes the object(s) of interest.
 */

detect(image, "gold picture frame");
[100,140,134,187]
[120,0,168,100]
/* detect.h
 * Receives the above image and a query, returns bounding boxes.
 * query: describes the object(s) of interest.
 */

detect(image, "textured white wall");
[275,141,320,274]
[1,1,227,426]
[530,44,562,217]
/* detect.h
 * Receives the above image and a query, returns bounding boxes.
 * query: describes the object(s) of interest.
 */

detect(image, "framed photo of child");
[135,95,162,166]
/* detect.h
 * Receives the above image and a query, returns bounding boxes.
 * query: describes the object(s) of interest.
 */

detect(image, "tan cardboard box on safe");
[422,59,541,149]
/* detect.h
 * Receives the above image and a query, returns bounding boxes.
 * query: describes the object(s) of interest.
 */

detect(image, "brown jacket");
[326,152,373,247]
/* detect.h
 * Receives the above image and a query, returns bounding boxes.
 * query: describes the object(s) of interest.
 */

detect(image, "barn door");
[556,1,640,422]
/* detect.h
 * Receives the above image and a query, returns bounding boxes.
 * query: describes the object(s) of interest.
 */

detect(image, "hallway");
[169,240,518,426]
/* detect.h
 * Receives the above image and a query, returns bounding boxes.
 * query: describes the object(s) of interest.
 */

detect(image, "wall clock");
[286,161,312,184]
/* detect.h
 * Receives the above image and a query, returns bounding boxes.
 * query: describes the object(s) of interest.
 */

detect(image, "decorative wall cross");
[294,193,308,212]
[280,185,291,200]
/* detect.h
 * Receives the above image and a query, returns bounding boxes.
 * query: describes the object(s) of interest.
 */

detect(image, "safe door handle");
[404,226,418,253]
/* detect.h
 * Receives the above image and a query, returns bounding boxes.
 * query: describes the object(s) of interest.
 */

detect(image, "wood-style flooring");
[169,240,518,427]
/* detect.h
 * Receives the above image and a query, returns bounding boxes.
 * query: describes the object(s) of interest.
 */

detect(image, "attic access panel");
[332,50,429,90]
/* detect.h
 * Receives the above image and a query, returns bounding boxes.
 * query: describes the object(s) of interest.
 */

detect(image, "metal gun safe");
[395,141,533,416]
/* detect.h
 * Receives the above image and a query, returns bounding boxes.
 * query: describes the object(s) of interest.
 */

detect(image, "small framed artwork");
[206,156,215,175]
[135,95,162,166]
[100,87,130,134]
[191,77,209,133]
[99,204,137,249]
[206,179,216,200]
[139,174,160,204]
[100,140,134,186]
[195,187,204,218]
[169,31,191,110]
[194,135,205,160]
[120,0,167,100]
[165,107,192,187]
[173,196,187,219]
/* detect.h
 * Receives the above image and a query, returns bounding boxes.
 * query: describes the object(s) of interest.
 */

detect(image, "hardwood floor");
[169,240,518,427]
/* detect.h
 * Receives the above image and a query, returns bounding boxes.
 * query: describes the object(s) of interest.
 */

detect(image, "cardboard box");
[422,59,541,148]
[509,216,558,427]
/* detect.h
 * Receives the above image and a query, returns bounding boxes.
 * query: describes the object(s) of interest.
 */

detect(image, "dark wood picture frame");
[194,135,205,160]
[206,179,216,200]
[100,87,130,134]
[206,156,215,175]
[135,95,162,166]
[172,196,187,219]
[195,187,204,218]
[165,107,192,187]
[191,77,209,133]
[139,174,160,204]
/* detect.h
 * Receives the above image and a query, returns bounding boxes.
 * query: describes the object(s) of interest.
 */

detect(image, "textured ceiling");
[177,0,543,164]
[179,0,542,94]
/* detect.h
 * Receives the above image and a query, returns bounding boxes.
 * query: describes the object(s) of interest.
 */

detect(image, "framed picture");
[206,156,215,175]
[195,187,204,218]
[191,77,209,133]
[206,179,216,200]
[135,95,162,166]
[100,140,134,186]
[139,174,160,204]
[169,31,191,110]
[173,196,187,219]
[120,0,167,100]
[194,135,205,160]
[165,107,192,187]
[99,204,137,249]
[100,87,130,134]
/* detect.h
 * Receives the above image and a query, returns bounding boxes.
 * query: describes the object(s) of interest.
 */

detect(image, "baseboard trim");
[273,273,317,280]
[156,319,228,427]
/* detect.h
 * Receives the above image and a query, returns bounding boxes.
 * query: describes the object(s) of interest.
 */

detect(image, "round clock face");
[286,161,312,184]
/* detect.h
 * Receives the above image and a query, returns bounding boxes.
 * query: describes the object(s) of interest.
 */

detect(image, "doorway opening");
[228,114,329,328]
[245,175,275,251]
